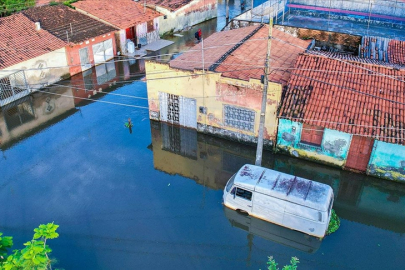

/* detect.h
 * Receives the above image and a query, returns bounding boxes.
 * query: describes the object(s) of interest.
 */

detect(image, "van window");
[226,174,236,192]
[236,188,252,201]
[328,197,333,215]
[230,187,236,195]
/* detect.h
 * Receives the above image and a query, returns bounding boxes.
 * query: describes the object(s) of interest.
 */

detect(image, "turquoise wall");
[368,141,405,182]
[277,119,352,166]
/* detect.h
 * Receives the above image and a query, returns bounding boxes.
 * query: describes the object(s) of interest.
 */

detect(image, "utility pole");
[226,0,229,25]
[255,18,273,166]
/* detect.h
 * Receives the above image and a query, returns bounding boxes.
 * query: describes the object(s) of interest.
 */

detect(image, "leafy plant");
[327,209,340,235]
[63,0,78,9]
[0,0,35,17]
[0,233,13,262]
[265,256,300,270]
[0,223,59,270]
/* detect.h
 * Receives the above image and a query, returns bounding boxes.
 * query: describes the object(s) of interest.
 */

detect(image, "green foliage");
[327,209,340,235]
[33,223,59,240]
[63,0,78,9]
[49,1,60,6]
[0,233,13,262]
[265,256,299,270]
[0,223,59,270]
[0,0,35,17]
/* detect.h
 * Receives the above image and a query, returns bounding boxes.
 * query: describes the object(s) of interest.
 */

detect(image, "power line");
[35,89,149,110]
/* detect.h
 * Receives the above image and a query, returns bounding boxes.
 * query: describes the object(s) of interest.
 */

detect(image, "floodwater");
[0,58,404,270]
[1,4,405,270]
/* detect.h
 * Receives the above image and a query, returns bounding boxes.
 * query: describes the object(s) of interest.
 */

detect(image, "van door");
[232,187,253,213]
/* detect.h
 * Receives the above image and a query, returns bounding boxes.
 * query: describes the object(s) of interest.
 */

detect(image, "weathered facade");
[147,0,217,35]
[0,14,69,106]
[2,48,70,91]
[146,61,280,147]
[146,25,310,147]
[278,53,405,182]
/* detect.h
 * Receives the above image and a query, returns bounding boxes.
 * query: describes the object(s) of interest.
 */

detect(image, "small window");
[226,174,235,192]
[230,187,236,195]
[300,123,324,146]
[236,188,252,201]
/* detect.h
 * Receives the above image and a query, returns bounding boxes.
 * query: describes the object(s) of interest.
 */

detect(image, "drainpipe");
[255,18,273,166]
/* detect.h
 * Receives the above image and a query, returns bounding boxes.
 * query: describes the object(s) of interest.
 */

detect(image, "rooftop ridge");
[209,24,264,72]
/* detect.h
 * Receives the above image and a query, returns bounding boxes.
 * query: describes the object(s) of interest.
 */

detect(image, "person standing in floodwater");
[125,118,133,134]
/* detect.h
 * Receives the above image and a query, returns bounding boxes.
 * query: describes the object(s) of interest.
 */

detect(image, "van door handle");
[247,205,252,207]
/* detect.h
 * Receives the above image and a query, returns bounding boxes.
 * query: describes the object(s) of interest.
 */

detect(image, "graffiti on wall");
[368,141,405,182]
[321,129,350,159]
[277,119,351,166]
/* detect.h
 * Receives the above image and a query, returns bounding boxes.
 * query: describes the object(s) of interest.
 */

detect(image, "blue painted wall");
[368,141,405,182]
[277,119,352,167]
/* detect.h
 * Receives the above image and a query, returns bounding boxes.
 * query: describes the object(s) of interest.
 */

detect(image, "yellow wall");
[145,61,282,143]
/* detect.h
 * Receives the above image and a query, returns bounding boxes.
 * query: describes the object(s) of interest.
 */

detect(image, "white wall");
[289,0,405,17]
[4,48,70,91]
[157,0,218,35]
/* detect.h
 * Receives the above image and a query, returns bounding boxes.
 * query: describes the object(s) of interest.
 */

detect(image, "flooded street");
[1,58,404,269]
[1,4,405,270]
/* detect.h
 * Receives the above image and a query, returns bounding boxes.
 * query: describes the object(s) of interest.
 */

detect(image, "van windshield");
[226,174,236,192]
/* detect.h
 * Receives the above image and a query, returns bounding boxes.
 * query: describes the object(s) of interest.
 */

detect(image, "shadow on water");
[150,121,405,234]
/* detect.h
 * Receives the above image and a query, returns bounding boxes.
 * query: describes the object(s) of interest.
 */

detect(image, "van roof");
[234,165,333,211]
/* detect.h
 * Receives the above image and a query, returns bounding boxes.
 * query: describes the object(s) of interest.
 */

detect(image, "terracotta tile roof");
[279,53,405,145]
[72,0,162,29]
[23,5,118,44]
[310,51,405,70]
[215,26,311,84]
[388,39,405,66]
[0,13,67,69]
[147,0,193,11]
[170,25,259,71]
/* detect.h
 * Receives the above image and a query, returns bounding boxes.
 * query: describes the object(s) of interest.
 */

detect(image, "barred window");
[223,105,255,132]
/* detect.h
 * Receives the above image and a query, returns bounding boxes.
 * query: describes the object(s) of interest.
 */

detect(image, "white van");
[223,164,334,238]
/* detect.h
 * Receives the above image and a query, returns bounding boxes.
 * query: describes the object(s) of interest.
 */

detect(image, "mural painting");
[368,141,405,182]
[276,119,352,167]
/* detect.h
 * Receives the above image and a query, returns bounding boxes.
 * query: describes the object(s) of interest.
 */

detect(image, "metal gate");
[92,38,114,65]
[0,70,30,107]
[159,92,196,129]
[345,135,374,172]
[79,47,91,71]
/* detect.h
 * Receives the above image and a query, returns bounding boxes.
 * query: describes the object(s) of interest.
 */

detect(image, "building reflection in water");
[150,121,405,246]
[0,86,77,150]
[0,58,144,151]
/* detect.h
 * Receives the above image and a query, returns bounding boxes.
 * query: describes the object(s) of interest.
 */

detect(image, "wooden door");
[125,27,135,41]
[345,136,374,172]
